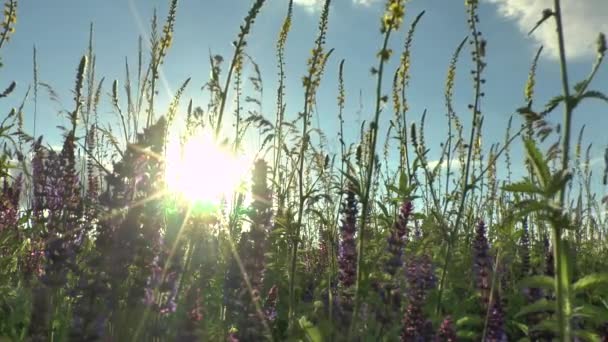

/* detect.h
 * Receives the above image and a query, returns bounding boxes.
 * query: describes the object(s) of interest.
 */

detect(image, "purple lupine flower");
[336,185,358,328]
[543,235,554,277]
[519,218,530,277]
[264,285,279,323]
[0,173,21,233]
[486,296,507,342]
[435,316,457,342]
[143,243,180,316]
[223,160,274,341]
[599,322,608,342]
[401,254,436,342]
[338,186,358,288]
[227,328,240,342]
[385,201,412,276]
[473,219,492,310]
[375,201,413,328]
[177,286,204,342]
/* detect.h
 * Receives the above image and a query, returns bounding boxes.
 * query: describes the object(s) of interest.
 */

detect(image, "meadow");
[1,0,608,340]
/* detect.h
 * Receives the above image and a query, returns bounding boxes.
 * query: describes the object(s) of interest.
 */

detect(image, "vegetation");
[1,0,607,340]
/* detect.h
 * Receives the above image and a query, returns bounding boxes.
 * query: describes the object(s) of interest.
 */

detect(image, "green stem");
[436,2,484,313]
[553,0,572,339]
[350,29,392,336]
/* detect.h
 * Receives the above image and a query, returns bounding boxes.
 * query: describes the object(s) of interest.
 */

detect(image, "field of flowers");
[1,0,608,340]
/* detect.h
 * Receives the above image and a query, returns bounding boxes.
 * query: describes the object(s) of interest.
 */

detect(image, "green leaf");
[502,181,544,194]
[529,319,559,335]
[545,171,572,197]
[456,315,483,328]
[572,273,608,293]
[574,330,601,342]
[519,275,555,291]
[581,90,608,102]
[516,299,556,318]
[541,95,566,115]
[572,304,608,325]
[299,316,323,342]
[523,138,551,188]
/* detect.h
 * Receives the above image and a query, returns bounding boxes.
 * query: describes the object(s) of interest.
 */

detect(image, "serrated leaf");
[574,330,601,342]
[519,275,555,291]
[572,304,608,325]
[546,170,572,197]
[579,90,608,104]
[572,273,608,293]
[541,95,566,115]
[503,181,544,194]
[529,319,559,335]
[523,138,551,188]
[516,299,556,317]
[456,315,483,327]
[299,316,323,342]
[456,330,478,340]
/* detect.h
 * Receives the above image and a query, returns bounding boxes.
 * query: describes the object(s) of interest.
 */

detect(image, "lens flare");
[165,131,251,205]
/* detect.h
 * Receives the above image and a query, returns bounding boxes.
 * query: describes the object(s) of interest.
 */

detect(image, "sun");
[165,130,251,205]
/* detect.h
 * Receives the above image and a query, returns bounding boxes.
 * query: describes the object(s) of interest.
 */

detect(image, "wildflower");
[338,186,358,288]
[336,185,358,327]
[519,218,530,277]
[176,286,203,341]
[473,219,492,309]
[0,173,21,233]
[264,285,279,323]
[385,200,412,276]
[401,255,436,341]
[486,296,507,341]
[435,316,457,341]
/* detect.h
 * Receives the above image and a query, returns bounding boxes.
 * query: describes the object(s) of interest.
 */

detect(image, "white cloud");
[485,0,608,60]
[352,0,382,7]
[427,159,462,170]
[294,0,380,12]
[294,0,324,12]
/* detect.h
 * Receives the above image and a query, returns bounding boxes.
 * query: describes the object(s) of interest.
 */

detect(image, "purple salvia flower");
[385,200,412,276]
[519,218,530,277]
[177,286,204,341]
[0,173,21,234]
[336,185,358,328]
[599,322,608,342]
[338,186,358,288]
[473,219,492,310]
[227,327,240,342]
[401,255,436,342]
[435,316,457,342]
[543,235,554,277]
[486,296,507,342]
[264,285,279,323]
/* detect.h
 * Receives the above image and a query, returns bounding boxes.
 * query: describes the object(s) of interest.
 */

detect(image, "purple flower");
[336,185,358,328]
[338,186,358,288]
[401,255,436,342]
[486,297,507,341]
[519,218,530,277]
[385,201,412,276]
[473,219,492,309]
[264,285,279,323]
[435,316,457,342]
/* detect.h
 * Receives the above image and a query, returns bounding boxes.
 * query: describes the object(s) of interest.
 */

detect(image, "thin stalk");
[435,1,484,313]
[553,0,573,339]
[350,29,393,335]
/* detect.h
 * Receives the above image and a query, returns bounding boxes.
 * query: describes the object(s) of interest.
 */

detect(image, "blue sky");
[1,0,607,180]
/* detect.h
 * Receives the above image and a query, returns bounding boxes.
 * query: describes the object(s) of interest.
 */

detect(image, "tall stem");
[553,0,572,339]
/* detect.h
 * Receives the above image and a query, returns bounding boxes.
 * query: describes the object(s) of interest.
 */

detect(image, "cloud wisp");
[485,0,608,61]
